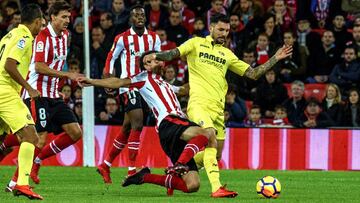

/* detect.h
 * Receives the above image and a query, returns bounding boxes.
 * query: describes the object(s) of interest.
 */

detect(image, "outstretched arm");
[143,48,180,62]
[77,77,131,89]
[244,45,292,80]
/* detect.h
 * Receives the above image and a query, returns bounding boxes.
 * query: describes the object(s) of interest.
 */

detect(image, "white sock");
[104,160,112,167]
[8,180,16,187]
[128,166,136,171]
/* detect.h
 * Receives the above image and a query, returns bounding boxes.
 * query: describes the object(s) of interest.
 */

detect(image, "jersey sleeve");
[227,51,250,76]
[33,33,47,63]
[129,71,147,89]
[104,35,124,75]
[177,37,196,57]
[154,34,161,51]
[7,36,31,63]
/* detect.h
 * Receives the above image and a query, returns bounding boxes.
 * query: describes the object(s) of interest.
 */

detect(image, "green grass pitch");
[0,166,359,202]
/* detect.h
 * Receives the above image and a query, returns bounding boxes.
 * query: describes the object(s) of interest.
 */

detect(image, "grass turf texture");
[0,166,359,202]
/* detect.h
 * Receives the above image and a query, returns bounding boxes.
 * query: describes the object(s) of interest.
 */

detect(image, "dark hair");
[210,13,229,24]
[6,1,19,10]
[102,12,113,21]
[227,83,238,95]
[48,1,71,19]
[250,104,261,110]
[130,4,144,13]
[307,97,320,106]
[139,50,157,70]
[242,48,257,58]
[21,4,42,24]
[274,105,287,112]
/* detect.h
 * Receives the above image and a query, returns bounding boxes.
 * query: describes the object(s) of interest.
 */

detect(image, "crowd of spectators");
[1,0,359,128]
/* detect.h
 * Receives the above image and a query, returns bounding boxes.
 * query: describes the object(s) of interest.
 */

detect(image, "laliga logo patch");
[40,120,47,128]
[36,41,44,52]
[198,120,204,126]
[130,98,136,105]
[17,39,26,49]
[26,114,32,120]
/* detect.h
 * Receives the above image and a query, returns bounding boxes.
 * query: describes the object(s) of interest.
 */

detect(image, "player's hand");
[275,45,293,61]
[77,77,92,87]
[142,53,156,65]
[28,88,41,100]
[67,72,84,81]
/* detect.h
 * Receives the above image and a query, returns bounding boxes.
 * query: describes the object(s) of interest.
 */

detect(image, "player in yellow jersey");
[143,13,292,198]
[0,4,43,200]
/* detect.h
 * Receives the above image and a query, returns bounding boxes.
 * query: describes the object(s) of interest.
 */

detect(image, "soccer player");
[143,13,293,197]
[0,4,43,199]
[7,1,82,186]
[97,4,161,183]
[78,51,213,194]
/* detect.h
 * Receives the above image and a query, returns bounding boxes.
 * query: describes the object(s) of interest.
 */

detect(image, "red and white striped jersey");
[130,71,186,127]
[23,24,69,99]
[104,27,161,94]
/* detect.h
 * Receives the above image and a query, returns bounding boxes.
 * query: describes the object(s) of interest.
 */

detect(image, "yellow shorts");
[0,87,34,134]
[187,103,225,141]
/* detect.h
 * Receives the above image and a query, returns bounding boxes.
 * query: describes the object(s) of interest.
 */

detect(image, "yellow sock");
[17,142,35,186]
[194,151,204,169]
[204,147,221,192]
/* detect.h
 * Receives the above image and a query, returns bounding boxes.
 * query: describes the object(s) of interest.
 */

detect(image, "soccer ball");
[256,176,281,198]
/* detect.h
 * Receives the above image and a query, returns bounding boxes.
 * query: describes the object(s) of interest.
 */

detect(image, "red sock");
[143,174,189,193]
[13,147,41,182]
[0,134,20,151]
[104,131,128,165]
[38,133,77,161]
[177,135,208,165]
[127,130,141,168]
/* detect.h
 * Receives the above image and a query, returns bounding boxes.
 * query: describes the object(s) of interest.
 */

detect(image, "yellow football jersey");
[0,24,34,94]
[178,35,249,109]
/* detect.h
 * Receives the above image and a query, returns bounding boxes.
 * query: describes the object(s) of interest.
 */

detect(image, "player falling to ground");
[143,13,293,197]
[6,1,83,189]
[97,4,161,183]
[0,4,43,200]
[78,50,214,195]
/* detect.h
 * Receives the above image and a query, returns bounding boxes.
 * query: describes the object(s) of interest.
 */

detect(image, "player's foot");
[167,188,174,196]
[5,184,14,193]
[211,185,238,198]
[165,162,189,176]
[12,185,43,200]
[122,167,150,187]
[96,164,112,184]
[30,163,41,184]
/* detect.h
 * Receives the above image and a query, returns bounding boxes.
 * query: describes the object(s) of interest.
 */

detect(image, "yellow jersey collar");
[205,35,224,46]
[18,24,34,40]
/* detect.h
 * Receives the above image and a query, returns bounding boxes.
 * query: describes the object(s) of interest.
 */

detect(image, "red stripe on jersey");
[104,34,121,75]
[147,74,172,113]
[150,32,156,50]
[163,83,178,111]
[133,35,140,75]
[123,34,130,78]
[143,34,149,52]
[130,81,145,89]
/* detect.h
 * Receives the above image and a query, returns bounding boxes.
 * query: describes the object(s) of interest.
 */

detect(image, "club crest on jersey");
[17,38,26,49]
[130,98,136,105]
[40,120,47,128]
[26,114,32,120]
[36,41,44,52]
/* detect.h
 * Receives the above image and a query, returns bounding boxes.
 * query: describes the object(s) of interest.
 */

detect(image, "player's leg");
[0,134,19,161]
[126,91,144,176]
[97,113,131,183]
[0,94,43,199]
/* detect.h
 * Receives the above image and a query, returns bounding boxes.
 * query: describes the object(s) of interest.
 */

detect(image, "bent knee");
[186,181,200,193]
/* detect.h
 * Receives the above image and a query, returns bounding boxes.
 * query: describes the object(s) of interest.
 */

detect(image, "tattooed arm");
[244,56,278,80]
[143,48,181,63]
[245,45,293,80]
[155,48,180,61]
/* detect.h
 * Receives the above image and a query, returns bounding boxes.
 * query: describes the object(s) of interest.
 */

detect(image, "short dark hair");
[101,12,113,21]
[48,1,71,19]
[210,13,229,24]
[6,1,19,10]
[21,4,42,24]
[139,50,158,70]
[130,4,144,13]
